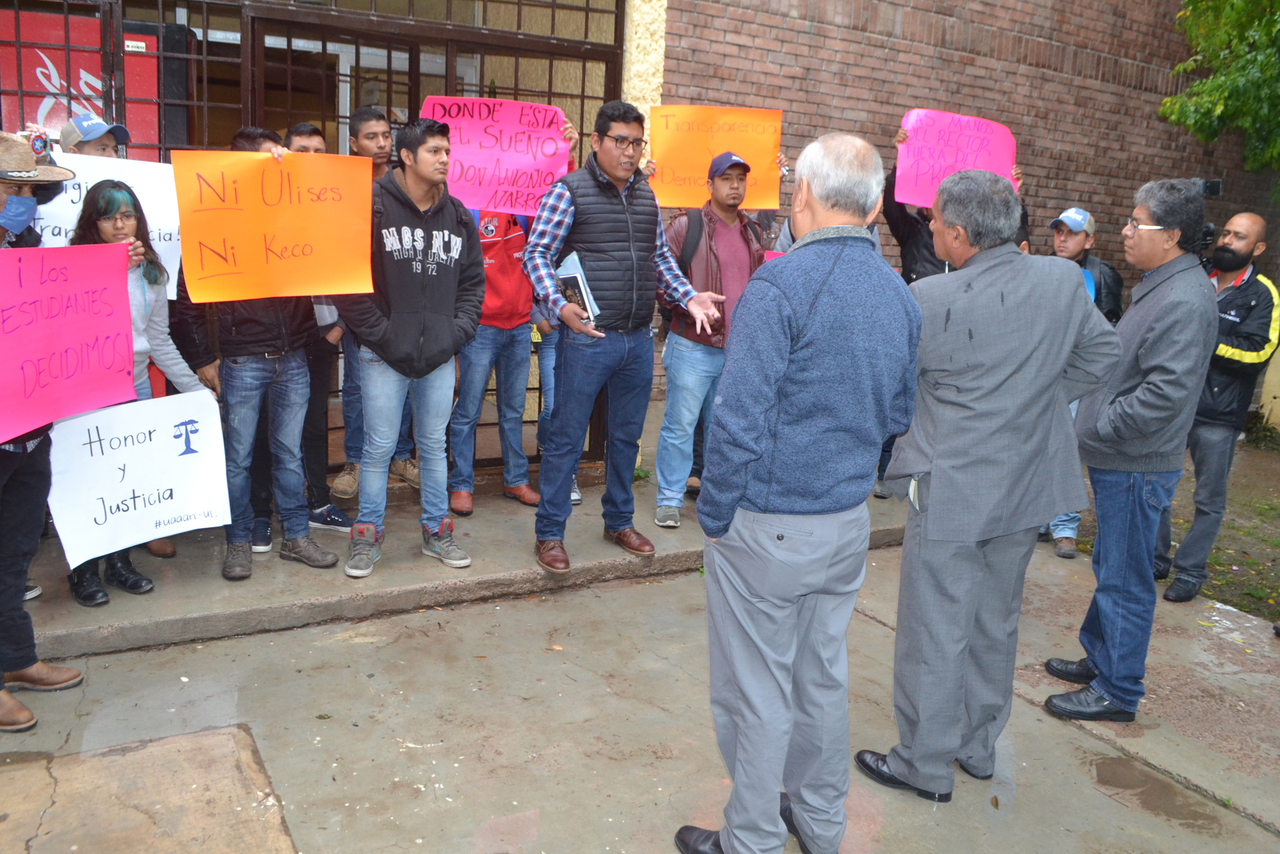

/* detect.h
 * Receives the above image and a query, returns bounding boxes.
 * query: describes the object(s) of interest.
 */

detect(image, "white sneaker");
[570,476,583,505]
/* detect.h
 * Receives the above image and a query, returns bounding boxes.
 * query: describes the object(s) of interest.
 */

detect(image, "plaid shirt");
[523,178,696,316]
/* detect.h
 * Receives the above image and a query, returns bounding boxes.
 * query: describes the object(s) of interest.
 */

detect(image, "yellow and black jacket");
[1196,267,1279,429]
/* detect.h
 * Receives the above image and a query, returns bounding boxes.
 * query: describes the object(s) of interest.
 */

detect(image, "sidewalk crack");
[25,755,58,854]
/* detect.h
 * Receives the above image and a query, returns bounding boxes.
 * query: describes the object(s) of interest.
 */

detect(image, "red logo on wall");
[1,11,160,161]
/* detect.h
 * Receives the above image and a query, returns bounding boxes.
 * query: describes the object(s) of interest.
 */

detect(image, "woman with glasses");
[63,180,206,607]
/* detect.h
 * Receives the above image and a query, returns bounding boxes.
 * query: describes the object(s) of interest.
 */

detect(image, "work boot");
[536,540,570,575]
[3,661,83,692]
[68,560,109,607]
[503,483,540,506]
[423,519,471,568]
[389,457,421,489]
[332,462,360,499]
[1054,537,1077,559]
[345,523,383,578]
[280,536,339,568]
[449,491,474,516]
[0,689,36,733]
[222,542,253,581]
[103,549,155,594]
[145,537,176,558]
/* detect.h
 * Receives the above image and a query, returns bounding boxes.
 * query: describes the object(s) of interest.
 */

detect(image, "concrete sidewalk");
[5,559,1278,852]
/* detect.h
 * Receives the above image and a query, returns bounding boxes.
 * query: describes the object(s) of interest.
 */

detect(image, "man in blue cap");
[654,152,766,529]
[1051,206,1124,324]
[59,115,130,158]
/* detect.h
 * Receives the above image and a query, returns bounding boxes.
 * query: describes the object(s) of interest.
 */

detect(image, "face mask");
[0,194,38,235]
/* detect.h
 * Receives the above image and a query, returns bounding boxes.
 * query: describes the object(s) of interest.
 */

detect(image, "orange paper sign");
[647,105,782,209]
[172,151,374,302]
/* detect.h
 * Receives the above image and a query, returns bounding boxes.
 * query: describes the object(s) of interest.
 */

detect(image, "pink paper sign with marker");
[0,243,136,443]
[894,109,1017,208]
[421,96,573,217]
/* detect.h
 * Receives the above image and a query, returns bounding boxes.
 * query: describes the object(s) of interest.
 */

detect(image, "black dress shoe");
[956,760,993,781]
[1153,559,1170,581]
[1044,685,1135,722]
[854,750,951,802]
[1045,656,1098,685]
[103,549,155,594]
[779,793,814,854]
[68,560,109,607]
[674,825,723,854]
[1163,576,1202,603]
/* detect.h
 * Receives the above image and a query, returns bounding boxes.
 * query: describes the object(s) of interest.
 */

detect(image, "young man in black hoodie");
[334,119,485,578]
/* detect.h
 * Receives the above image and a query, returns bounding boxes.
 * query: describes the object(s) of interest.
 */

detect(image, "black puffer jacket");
[332,168,484,379]
[1195,268,1279,430]
[171,269,319,369]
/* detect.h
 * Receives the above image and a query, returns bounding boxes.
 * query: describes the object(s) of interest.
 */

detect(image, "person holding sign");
[58,180,208,606]
[0,132,85,733]
[521,101,723,576]
[333,119,485,578]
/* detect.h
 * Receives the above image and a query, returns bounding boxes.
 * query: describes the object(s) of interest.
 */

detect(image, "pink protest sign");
[0,243,135,443]
[764,250,785,262]
[894,109,1017,208]
[422,97,572,217]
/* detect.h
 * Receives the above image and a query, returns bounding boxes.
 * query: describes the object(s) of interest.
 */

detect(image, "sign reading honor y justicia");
[171,151,374,303]
[48,392,230,567]
[421,96,573,217]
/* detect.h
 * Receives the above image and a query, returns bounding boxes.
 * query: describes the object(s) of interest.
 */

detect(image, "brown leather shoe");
[1054,537,1078,559]
[3,661,84,693]
[449,491,474,516]
[604,526,655,556]
[145,537,176,558]
[0,689,36,733]
[536,540,571,575]
[504,484,540,506]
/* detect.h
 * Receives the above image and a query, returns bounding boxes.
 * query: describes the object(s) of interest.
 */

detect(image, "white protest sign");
[48,391,229,567]
[33,151,183,299]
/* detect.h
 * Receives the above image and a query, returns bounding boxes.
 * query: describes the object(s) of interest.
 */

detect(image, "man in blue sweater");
[674,134,921,854]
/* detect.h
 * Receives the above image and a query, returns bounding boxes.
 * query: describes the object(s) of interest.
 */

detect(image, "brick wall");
[662,0,1280,286]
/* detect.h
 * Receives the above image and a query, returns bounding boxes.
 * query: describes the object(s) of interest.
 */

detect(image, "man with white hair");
[674,134,921,854]
[855,170,1121,803]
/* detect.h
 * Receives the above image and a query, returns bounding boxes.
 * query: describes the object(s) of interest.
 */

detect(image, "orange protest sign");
[172,151,374,302]
[647,105,782,209]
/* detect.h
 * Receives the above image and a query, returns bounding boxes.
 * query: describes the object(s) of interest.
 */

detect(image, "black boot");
[68,560,109,607]
[103,549,154,594]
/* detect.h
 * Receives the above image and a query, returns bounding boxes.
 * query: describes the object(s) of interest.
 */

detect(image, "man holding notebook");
[522,100,724,574]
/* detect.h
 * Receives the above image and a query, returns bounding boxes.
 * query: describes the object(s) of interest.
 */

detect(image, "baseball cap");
[708,152,751,180]
[1049,207,1096,236]
[60,115,131,150]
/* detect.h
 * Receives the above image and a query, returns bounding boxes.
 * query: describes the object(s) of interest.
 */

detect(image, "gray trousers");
[1155,421,1237,585]
[887,477,1038,794]
[705,503,870,854]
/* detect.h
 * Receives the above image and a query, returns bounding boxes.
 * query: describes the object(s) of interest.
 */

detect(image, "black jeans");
[0,437,51,690]
[302,335,337,509]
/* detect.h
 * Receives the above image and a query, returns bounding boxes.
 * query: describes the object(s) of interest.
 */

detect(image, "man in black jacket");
[333,119,485,579]
[171,126,338,581]
[1051,207,1125,324]
[1156,212,1274,602]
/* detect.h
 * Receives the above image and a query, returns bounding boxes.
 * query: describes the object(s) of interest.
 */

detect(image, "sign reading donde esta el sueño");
[0,243,136,444]
[48,392,230,567]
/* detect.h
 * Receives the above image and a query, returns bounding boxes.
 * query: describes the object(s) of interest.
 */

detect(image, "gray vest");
[557,154,660,331]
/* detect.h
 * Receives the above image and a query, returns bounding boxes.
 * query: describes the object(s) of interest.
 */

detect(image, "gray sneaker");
[654,505,681,528]
[423,521,471,568]
[345,523,383,578]
[281,535,339,568]
[570,476,583,505]
[222,542,253,581]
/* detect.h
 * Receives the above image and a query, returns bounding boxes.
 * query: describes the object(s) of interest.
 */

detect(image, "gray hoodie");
[1075,252,1218,472]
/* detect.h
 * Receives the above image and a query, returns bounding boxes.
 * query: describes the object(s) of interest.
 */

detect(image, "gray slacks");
[1155,421,1237,585]
[887,477,1038,794]
[705,502,870,854]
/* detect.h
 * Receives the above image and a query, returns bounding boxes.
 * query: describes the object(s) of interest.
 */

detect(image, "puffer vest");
[556,154,660,331]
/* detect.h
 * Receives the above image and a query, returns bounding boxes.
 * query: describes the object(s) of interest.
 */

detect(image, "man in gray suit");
[855,170,1122,802]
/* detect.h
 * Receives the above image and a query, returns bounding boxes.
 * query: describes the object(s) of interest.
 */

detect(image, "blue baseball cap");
[60,115,131,150]
[1049,207,1096,236]
[708,151,750,180]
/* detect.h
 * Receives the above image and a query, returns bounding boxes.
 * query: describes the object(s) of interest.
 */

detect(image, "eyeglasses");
[97,211,137,226]
[1125,218,1165,232]
[604,134,646,153]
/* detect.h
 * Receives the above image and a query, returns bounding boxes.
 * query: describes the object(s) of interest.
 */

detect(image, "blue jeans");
[535,327,559,450]
[448,323,532,492]
[1042,401,1081,538]
[656,335,724,507]
[535,326,653,541]
[342,330,413,464]
[220,351,311,542]
[1079,467,1181,711]
[356,348,454,531]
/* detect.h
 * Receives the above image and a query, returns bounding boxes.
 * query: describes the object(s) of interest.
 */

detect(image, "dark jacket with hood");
[172,271,319,369]
[333,168,485,379]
